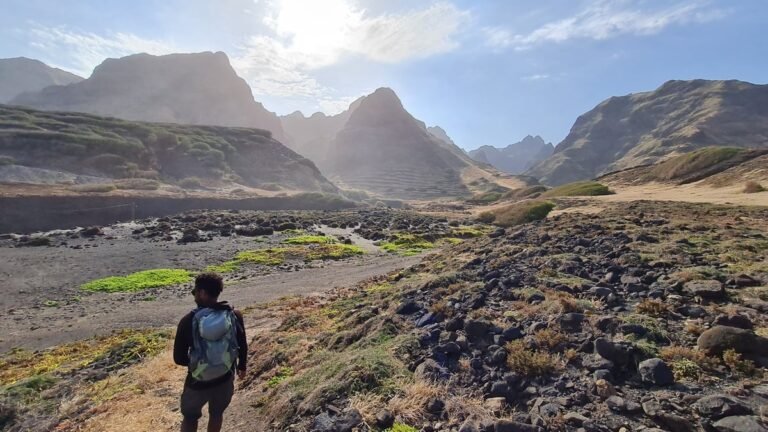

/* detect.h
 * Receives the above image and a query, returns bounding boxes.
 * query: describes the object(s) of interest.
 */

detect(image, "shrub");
[722,349,757,376]
[744,181,766,193]
[69,183,117,193]
[541,181,613,197]
[476,211,496,224]
[467,192,502,204]
[492,200,555,227]
[178,177,203,189]
[114,178,160,190]
[504,185,548,199]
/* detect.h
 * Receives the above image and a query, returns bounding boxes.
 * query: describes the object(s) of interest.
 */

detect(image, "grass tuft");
[744,181,766,193]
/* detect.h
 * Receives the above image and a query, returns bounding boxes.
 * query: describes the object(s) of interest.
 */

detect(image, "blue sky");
[1,0,766,150]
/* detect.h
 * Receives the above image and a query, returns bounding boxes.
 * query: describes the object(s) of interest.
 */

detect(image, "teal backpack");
[189,307,239,382]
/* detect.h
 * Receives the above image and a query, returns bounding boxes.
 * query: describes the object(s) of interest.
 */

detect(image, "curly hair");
[195,272,224,298]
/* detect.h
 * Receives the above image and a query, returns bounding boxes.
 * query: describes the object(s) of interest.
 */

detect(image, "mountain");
[0,104,336,193]
[526,79,768,185]
[0,57,82,103]
[324,88,473,199]
[469,135,554,174]
[11,52,287,143]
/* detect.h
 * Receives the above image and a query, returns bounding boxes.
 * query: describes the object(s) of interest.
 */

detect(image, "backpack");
[188,307,239,382]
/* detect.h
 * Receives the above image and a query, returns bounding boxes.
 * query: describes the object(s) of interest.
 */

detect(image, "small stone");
[485,397,506,414]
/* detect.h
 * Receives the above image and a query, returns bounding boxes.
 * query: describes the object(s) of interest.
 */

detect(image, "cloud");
[521,73,551,81]
[27,24,178,76]
[232,0,468,109]
[485,0,726,50]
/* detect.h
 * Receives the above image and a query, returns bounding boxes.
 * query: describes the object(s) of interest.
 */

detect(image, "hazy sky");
[1,0,766,150]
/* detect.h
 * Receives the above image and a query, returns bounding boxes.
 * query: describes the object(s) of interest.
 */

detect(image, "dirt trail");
[0,254,419,352]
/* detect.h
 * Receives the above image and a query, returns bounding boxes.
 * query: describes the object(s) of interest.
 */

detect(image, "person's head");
[193,272,223,306]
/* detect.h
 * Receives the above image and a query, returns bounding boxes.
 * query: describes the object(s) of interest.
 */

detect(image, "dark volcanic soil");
[0,208,457,352]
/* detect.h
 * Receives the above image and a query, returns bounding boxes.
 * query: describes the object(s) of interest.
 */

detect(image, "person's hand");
[237,369,246,380]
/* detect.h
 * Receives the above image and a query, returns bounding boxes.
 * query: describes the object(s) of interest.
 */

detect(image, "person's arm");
[173,314,192,366]
[234,310,248,372]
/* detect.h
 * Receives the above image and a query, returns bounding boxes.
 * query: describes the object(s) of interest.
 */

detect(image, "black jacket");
[173,301,248,389]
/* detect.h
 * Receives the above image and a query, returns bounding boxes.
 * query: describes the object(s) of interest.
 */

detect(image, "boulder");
[684,280,725,299]
[713,314,753,330]
[697,326,768,356]
[695,395,752,420]
[712,416,768,432]
[638,358,674,386]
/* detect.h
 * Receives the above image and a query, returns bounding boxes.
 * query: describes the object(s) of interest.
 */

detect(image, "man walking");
[174,272,247,432]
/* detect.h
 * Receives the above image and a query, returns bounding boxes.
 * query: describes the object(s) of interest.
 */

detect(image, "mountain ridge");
[526,79,768,185]
[0,57,83,103]
[11,52,288,143]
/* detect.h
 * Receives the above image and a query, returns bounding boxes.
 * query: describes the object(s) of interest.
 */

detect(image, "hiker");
[174,272,248,432]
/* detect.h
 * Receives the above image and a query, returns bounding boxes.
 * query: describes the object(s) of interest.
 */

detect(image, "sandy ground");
[0,225,419,352]
[597,183,768,206]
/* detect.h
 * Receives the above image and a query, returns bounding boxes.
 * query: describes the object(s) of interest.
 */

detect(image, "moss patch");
[283,235,336,245]
[380,234,434,256]
[208,244,365,273]
[81,269,191,293]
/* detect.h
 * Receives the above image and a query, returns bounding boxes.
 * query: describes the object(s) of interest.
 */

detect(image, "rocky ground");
[234,201,768,431]
[2,201,768,432]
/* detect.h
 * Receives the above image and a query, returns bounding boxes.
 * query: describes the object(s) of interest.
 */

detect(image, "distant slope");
[0,57,82,103]
[527,80,768,185]
[598,147,768,187]
[0,105,337,192]
[11,52,287,143]
[469,135,554,174]
[325,88,471,199]
[281,88,515,199]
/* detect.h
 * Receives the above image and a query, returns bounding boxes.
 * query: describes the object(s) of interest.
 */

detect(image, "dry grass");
[635,299,670,317]
[659,346,719,371]
[533,328,567,352]
[56,347,182,432]
[722,349,758,377]
[505,340,561,377]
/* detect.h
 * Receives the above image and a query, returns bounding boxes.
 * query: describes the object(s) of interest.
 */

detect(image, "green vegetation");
[0,329,169,386]
[467,191,502,204]
[0,105,339,194]
[68,183,117,193]
[450,226,489,238]
[283,235,335,245]
[380,234,435,256]
[650,146,746,182]
[541,181,613,197]
[209,244,365,273]
[114,178,160,190]
[386,424,420,432]
[0,155,16,165]
[504,185,548,199]
[81,269,191,293]
[266,367,294,387]
[491,200,555,227]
